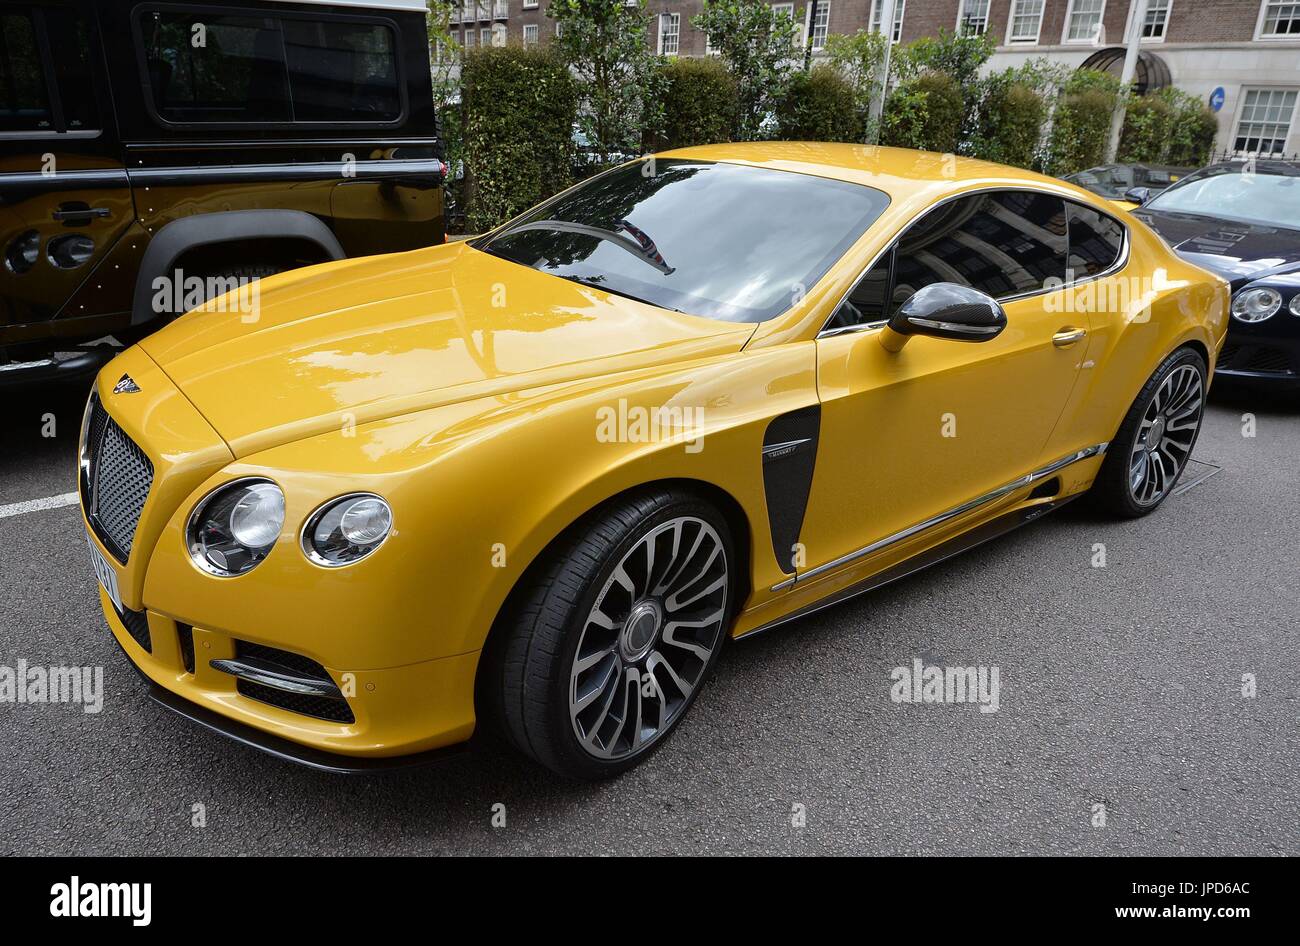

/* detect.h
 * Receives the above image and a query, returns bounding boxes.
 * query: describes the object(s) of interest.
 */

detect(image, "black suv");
[1,0,444,383]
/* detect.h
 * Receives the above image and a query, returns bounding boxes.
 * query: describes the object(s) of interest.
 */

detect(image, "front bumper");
[98,581,480,766]
[1217,320,1300,386]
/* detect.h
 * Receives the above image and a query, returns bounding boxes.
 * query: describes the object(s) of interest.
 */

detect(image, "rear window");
[138,8,401,125]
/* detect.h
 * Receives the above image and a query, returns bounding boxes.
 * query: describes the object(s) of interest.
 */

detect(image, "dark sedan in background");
[1133,159,1300,389]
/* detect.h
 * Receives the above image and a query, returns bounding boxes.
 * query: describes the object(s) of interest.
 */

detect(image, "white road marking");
[0,492,80,519]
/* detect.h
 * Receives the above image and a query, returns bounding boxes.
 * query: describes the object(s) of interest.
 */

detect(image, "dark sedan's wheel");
[485,489,732,780]
[1090,347,1207,517]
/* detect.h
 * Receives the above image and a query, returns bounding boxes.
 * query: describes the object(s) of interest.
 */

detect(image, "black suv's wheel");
[1090,346,1207,517]
[486,488,733,780]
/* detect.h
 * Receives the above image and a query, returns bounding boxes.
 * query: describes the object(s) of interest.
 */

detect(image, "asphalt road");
[2,372,1297,856]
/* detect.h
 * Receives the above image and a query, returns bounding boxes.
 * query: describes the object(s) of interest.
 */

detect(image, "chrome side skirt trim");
[771,442,1108,591]
[209,657,343,699]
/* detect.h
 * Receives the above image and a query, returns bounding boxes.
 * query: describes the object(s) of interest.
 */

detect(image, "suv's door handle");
[1052,327,1087,348]
[52,206,111,222]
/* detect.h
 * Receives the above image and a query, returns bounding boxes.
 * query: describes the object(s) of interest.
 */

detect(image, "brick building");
[446,0,1300,156]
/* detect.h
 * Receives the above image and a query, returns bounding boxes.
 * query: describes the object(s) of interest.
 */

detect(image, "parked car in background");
[81,144,1226,778]
[1132,159,1300,388]
[1064,163,1193,211]
[1,0,444,385]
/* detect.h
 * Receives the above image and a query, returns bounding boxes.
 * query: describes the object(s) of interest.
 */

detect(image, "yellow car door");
[800,189,1092,579]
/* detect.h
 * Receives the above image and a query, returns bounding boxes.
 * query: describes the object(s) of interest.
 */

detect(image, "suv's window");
[0,10,52,132]
[50,11,98,130]
[283,20,399,121]
[1066,202,1125,278]
[139,9,400,124]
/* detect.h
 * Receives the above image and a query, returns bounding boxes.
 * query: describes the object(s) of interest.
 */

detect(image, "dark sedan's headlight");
[301,494,393,567]
[187,479,285,577]
[1290,294,1300,318]
[1231,287,1282,322]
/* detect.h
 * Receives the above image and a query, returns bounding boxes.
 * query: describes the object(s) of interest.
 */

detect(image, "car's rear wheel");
[485,488,733,779]
[1090,346,1207,517]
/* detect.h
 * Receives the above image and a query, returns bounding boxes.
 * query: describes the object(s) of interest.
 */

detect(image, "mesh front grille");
[82,395,154,564]
[117,605,152,652]
[1218,343,1296,376]
[233,641,355,723]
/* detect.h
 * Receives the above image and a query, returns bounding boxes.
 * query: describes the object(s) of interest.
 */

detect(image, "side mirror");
[880,282,1007,352]
[1123,186,1151,205]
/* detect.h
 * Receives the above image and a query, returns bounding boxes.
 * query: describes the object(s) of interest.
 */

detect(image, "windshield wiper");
[560,274,685,313]
[505,219,675,275]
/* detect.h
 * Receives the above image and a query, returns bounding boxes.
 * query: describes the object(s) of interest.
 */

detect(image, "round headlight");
[1231,287,1282,322]
[302,493,392,567]
[1290,294,1300,317]
[188,478,284,577]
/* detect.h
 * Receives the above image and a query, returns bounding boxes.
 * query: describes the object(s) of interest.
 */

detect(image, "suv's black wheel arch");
[130,210,344,327]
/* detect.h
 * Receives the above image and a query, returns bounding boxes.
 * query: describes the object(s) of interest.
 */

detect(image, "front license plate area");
[87,535,124,615]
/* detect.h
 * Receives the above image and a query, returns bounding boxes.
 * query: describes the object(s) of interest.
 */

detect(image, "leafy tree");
[824,29,888,141]
[776,66,863,142]
[657,57,739,149]
[691,0,800,141]
[881,72,964,153]
[548,0,664,167]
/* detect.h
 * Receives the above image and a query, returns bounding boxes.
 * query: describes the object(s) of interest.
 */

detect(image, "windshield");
[475,160,891,323]
[1146,167,1300,230]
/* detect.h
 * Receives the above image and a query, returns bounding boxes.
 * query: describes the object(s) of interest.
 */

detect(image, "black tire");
[1089,346,1207,518]
[483,488,734,780]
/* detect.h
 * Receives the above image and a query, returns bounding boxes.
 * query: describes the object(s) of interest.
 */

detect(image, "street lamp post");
[1105,0,1149,162]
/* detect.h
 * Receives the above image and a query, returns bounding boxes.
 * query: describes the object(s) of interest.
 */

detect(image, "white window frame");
[1005,0,1045,45]
[955,0,989,36]
[869,0,905,44]
[522,22,538,45]
[1255,1,1300,39]
[480,26,492,45]
[805,0,832,51]
[1124,0,1172,43]
[463,28,474,47]
[1232,87,1298,155]
[1062,0,1106,45]
[658,12,680,55]
[523,0,537,7]
[492,22,506,45]
[770,2,797,51]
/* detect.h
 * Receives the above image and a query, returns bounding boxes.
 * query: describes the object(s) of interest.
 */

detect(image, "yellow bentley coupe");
[81,144,1227,778]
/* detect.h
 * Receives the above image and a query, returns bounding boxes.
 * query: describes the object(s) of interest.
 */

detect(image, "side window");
[893,191,1068,310]
[140,11,291,123]
[283,20,399,122]
[0,9,52,131]
[1066,202,1125,278]
[828,248,892,330]
[48,10,99,131]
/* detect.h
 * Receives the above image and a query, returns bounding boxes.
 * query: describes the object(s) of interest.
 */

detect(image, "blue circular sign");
[1209,87,1225,112]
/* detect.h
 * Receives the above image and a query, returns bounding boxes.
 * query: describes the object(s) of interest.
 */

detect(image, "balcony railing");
[478,1,491,21]
[494,0,508,19]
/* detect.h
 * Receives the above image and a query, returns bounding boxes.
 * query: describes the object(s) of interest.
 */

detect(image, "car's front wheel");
[1090,346,1207,517]
[485,488,733,779]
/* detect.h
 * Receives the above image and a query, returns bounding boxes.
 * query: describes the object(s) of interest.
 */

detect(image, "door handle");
[1052,327,1087,348]
[52,205,111,223]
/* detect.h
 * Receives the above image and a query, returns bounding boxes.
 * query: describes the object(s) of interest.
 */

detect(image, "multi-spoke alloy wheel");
[487,489,733,779]
[1090,347,1207,519]
[1127,363,1203,506]
[568,516,729,761]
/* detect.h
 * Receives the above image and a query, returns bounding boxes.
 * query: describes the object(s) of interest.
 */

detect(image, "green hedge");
[1045,70,1122,176]
[1120,88,1218,167]
[974,80,1045,169]
[656,56,739,150]
[775,65,863,142]
[881,71,964,153]
[461,46,576,233]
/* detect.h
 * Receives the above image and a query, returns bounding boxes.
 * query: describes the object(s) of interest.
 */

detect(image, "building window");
[555,21,563,38]
[1234,88,1297,155]
[463,29,474,47]
[658,13,679,55]
[869,0,905,43]
[480,26,491,45]
[1129,0,1172,40]
[523,23,538,46]
[1259,1,1300,36]
[1007,0,1044,44]
[523,0,537,7]
[1064,0,1105,43]
[808,0,831,50]
[956,0,989,35]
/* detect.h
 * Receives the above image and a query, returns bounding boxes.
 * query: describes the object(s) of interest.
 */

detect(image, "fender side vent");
[1028,476,1061,500]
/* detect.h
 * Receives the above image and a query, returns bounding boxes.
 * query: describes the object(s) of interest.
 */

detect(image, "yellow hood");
[140,242,755,457]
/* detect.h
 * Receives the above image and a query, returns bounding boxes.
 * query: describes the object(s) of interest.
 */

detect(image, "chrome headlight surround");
[187,478,285,577]
[300,493,393,568]
[1231,287,1282,323]
[1289,294,1300,318]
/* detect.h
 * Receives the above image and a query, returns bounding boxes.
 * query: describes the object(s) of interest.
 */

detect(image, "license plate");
[87,535,123,615]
